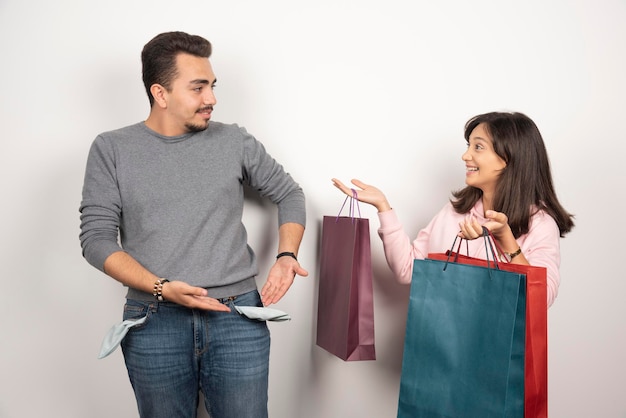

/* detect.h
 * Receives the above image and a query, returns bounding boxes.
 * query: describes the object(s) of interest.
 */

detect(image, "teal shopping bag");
[397,255,526,418]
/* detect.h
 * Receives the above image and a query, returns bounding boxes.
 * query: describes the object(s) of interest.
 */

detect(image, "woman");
[333,111,574,306]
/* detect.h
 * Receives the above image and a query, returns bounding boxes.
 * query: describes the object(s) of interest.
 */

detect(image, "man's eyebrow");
[189,78,217,86]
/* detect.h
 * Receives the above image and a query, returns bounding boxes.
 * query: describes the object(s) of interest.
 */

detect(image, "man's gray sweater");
[79,121,305,301]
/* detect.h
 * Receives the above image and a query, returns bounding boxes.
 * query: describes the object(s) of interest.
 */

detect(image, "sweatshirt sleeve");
[378,202,562,307]
[78,136,125,272]
[377,209,427,284]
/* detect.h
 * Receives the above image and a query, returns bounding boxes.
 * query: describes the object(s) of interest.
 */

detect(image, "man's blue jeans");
[120,290,270,418]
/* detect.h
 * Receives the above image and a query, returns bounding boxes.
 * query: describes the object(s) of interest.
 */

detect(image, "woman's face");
[462,123,507,195]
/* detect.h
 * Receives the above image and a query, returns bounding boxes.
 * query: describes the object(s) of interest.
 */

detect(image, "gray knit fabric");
[79,121,305,300]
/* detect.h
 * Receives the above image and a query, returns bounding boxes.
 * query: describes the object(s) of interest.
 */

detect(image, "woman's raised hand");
[331,178,392,212]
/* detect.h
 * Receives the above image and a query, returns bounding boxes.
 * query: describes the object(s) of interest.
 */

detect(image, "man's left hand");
[261,257,308,306]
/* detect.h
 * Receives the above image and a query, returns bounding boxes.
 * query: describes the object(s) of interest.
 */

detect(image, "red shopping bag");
[316,194,376,361]
[429,234,547,418]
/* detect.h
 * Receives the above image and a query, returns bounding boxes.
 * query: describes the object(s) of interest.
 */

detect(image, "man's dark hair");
[141,31,212,106]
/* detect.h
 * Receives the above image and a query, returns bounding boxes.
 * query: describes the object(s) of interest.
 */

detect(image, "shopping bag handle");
[483,229,510,263]
[444,227,500,271]
[482,227,500,269]
[336,189,362,223]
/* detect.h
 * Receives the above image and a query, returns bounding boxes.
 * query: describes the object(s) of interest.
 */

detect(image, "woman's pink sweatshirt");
[377,200,561,307]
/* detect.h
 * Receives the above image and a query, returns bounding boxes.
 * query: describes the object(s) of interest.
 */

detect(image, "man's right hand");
[162,281,231,312]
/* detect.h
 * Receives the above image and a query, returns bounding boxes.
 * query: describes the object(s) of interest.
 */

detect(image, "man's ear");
[150,84,168,108]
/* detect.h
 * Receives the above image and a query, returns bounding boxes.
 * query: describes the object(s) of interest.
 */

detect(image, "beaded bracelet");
[153,278,170,301]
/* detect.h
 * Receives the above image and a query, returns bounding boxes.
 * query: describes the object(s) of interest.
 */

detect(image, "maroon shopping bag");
[316,194,376,361]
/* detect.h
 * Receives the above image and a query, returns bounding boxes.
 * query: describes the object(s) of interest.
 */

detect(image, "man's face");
[163,53,217,135]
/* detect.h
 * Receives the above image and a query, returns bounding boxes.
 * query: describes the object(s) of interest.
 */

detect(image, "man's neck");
[144,112,184,137]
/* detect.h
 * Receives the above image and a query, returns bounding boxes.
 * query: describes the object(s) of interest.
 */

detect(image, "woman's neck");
[481,193,494,214]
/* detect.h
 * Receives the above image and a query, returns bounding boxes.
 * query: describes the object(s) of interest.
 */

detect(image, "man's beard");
[185,105,213,133]
[184,121,209,133]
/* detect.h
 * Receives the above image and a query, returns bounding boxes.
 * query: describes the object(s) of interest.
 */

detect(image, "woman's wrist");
[376,199,392,212]
[491,227,520,257]
[504,247,522,261]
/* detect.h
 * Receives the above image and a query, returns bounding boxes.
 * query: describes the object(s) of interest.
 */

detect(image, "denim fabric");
[120,290,270,418]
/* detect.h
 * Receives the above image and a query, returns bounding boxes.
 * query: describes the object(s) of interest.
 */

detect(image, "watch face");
[506,248,522,261]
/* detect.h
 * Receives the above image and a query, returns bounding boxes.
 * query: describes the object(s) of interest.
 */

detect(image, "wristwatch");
[505,247,522,262]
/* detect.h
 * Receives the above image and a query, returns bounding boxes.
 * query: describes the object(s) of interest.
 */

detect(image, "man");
[79,31,307,418]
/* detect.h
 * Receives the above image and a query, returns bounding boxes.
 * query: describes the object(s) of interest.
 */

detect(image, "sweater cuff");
[377,208,399,230]
[84,241,125,273]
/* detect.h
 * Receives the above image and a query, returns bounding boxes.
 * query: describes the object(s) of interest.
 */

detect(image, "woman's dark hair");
[141,31,212,106]
[451,111,574,238]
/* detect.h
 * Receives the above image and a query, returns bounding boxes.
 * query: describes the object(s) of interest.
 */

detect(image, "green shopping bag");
[397,233,526,418]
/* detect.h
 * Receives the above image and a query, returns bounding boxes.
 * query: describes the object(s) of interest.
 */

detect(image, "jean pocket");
[232,290,263,307]
[123,300,153,329]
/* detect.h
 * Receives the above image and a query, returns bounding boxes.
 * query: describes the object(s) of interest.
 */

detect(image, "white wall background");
[1,0,624,417]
